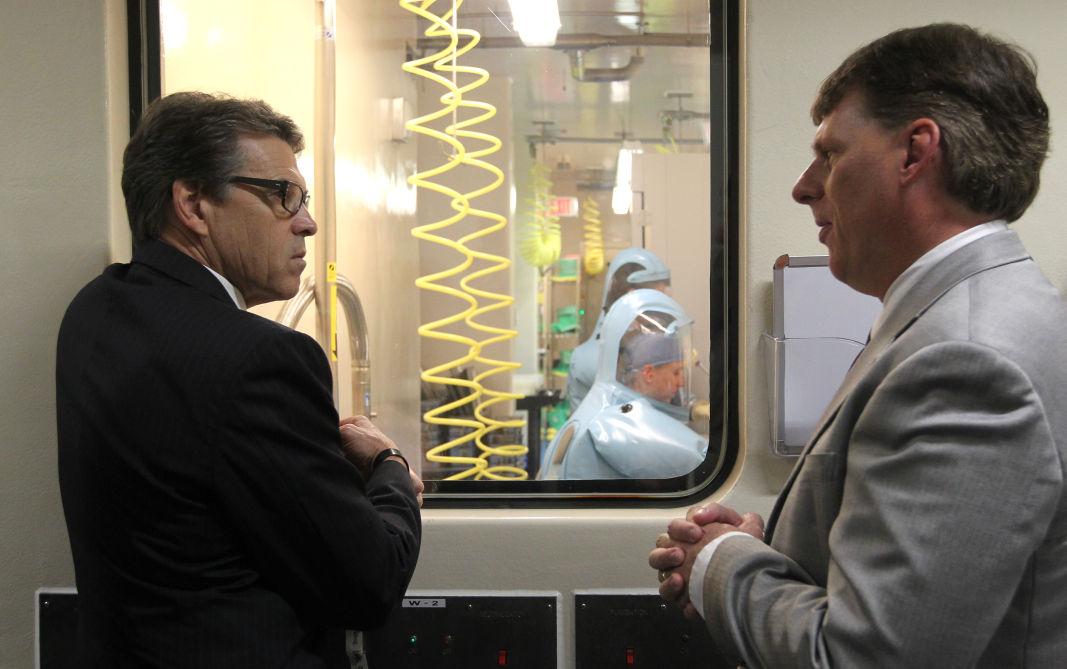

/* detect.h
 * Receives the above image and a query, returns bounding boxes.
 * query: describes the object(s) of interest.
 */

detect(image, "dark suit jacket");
[57,239,421,668]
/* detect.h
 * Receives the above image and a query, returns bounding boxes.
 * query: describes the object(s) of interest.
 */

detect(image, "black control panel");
[574,593,732,669]
[364,593,559,668]
[37,590,79,669]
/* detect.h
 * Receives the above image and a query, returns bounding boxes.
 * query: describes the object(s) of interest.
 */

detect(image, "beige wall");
[333,2,422,459]
[0,1,125,664]
[5,1,1067,667]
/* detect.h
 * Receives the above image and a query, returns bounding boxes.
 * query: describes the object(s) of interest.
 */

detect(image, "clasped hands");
[649,503,765,618]
[340,415,425,508]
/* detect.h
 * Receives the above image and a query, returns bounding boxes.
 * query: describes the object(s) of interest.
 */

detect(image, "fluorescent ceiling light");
[611,185,632,217]
[160,0,188,52]
[507,0,561,47]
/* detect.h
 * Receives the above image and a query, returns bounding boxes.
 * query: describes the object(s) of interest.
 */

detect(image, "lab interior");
[7,0,1067,667]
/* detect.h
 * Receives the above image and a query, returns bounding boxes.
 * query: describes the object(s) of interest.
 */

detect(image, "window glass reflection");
[157,0,730,496]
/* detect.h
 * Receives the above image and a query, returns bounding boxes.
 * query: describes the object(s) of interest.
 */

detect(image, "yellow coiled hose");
[581,195,605,275]
[518,162,562,268]
[400,0,526,480]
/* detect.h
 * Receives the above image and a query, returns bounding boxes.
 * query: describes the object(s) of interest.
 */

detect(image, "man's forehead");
[809,92,873,150]
[237,135,301,174]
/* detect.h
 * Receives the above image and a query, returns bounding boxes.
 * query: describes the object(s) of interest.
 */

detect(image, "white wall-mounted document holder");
[764,255,881,456]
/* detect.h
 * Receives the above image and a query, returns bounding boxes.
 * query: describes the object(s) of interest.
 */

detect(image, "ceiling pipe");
[526,134,703,146]
[415,32,708,51]
[568,48,644,82]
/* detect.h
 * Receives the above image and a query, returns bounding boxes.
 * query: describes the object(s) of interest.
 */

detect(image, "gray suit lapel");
[764,230,1030,541]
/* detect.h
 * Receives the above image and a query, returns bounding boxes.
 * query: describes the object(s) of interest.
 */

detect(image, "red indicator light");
[626,647,636,665]
[497,649,508,666]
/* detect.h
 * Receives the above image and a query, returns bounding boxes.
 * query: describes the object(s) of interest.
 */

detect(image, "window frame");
[129,0,741,508]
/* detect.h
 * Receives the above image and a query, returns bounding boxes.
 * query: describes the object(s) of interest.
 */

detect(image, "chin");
[246,286,298,308]
[827,258,847,284]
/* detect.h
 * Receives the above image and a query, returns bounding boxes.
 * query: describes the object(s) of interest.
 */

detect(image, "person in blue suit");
[566,248,671,412]
[541,289,707,480]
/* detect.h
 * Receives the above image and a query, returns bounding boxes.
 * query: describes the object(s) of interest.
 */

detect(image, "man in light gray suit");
[650,23,1067,667]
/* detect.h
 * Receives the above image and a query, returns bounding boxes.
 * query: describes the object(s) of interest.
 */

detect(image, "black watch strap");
[371,447,409,473]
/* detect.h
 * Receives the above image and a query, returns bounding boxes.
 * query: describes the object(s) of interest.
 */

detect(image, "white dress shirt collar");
[203,266,247,310]
[869,220,1007,340]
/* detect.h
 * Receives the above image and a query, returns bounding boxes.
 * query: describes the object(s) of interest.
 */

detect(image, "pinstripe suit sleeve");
[210,325,421,630]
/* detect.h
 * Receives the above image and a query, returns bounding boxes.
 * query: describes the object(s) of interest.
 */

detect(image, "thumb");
[739,512,765,539]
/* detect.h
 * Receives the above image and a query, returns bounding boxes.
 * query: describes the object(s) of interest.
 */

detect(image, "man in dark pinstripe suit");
[57,92,422,668]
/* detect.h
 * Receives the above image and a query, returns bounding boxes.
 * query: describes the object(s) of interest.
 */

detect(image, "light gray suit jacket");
[703,230,1067,667]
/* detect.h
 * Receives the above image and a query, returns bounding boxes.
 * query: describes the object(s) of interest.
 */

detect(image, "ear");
[641,364,656,382]
[169,180,210,237]
[900,118,941,184]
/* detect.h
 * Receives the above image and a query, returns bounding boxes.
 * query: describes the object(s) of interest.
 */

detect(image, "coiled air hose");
[400,0,526,480]
[580,195,605,276]
[518,161,562,268]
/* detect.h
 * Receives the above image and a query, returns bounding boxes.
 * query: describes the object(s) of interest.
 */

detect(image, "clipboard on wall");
[764,255,881,455]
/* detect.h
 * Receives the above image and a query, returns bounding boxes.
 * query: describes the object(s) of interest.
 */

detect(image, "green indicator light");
[409,634,418,646]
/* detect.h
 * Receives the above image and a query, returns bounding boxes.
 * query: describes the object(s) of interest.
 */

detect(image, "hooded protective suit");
[566,248,671,412]
[540,289,707,480]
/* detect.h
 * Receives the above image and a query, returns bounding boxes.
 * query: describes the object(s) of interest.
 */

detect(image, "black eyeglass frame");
[228,176,310,215]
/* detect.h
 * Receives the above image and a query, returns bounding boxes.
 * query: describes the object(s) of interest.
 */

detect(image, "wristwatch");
[371,447,410,472]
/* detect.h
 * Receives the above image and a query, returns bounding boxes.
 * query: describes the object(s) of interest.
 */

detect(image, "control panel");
[574,590,732,668]
[364,591,560,668]
[36,588,78,669]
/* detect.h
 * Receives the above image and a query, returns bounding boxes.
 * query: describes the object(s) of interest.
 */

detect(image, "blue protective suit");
[566,248,671,412]
[542,290,707,480]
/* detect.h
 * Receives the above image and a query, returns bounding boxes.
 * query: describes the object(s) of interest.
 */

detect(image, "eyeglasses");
[228,176,310,216]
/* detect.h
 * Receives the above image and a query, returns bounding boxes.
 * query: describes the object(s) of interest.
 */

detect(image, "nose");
[293,207,317,237]
[792,159,823,205]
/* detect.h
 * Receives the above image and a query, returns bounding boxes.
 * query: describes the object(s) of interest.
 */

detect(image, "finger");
[740,512,766,538]
[691,502,744,526]
[682,603,700,620]
[648,547,684,570]
[340,422,369,438]
[666,518,704,543]
[655,532,673,549]
[658,572,686,601]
